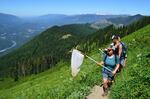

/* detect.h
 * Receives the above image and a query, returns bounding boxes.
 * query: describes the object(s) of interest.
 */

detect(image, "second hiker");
[110,35,127,69]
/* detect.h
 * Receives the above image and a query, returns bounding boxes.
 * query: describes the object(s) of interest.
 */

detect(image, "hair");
[113,36,121,42]
[107,48,115,55]
[118,36,121,42]
[112,49,115,54]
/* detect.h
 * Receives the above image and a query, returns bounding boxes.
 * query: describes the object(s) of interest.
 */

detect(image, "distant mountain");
[64,14,128,23]
[90,19,113,29]
[0,13,127,55]
[38,14,67,21]
[0,13,46,56]
[0,13,22,24]
[90,14,144,29]
[108,14,143,25]
[0,13,23,33]
[0,13,143,56]
[27,14,129,27]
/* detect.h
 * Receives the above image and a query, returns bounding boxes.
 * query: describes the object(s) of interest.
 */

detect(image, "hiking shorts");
[120,58,125,66]
[102,69,114,81]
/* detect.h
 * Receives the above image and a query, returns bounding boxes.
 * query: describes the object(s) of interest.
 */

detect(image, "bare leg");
[102,78,108,96]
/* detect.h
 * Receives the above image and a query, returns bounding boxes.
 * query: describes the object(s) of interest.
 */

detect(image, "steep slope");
[110,25,150,98]
[0,13,143,57]
[1,16,150,78]
[0,51,101,98]
[0,24,150,98]
[87,24,150,99]
[0,24,97,77]
[83,16,150,50]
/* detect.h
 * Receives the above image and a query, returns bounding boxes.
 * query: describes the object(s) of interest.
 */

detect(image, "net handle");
[85,55,112,72]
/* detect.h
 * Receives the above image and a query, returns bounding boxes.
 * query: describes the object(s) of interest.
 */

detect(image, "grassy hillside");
[0,51,102,98]
[0,24,150,98]
[110,25,150,98]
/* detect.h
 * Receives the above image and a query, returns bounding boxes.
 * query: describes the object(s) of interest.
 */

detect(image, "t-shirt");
[103,54,119,70]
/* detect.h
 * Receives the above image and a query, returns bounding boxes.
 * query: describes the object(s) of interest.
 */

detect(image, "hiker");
[110,35,127,68]
[97,48,120,96]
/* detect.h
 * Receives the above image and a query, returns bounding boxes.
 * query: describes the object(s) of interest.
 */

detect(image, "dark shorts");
[102,69,114,81]
[120,57,125,66]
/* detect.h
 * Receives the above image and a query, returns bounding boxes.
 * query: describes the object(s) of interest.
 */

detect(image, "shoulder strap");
[121,42,126,50]
[104,55,116,63]
[104,55,107,63]
[115,55,117,64]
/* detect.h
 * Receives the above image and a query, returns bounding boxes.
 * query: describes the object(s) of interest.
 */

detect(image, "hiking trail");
[86,85,109,99]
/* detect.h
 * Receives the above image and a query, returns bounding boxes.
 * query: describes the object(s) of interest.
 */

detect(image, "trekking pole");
[99,49,106,55]
[85,55,112,72]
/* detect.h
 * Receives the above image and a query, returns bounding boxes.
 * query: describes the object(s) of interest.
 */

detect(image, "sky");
[0,0,150,16]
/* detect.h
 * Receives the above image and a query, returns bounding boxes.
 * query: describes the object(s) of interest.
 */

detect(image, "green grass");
[0,49,103,98]
[110,24,150,98]
[0,24,150,99]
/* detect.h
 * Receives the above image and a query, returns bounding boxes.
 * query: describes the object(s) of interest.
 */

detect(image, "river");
[0,40,17,53]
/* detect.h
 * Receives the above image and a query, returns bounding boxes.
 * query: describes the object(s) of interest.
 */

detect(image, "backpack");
[112,42,127,58]
[120,42,127,58]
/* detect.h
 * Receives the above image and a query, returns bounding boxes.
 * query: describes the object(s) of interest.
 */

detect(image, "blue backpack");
[120,42,127,58]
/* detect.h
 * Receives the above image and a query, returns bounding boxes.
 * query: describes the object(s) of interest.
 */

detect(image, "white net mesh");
[71,49,84,77]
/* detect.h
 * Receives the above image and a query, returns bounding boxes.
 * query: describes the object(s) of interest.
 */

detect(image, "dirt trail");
[86,85,109,99]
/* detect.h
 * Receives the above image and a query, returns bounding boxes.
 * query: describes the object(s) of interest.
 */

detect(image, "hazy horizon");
[0,12,146,18]
[0,0,150,17]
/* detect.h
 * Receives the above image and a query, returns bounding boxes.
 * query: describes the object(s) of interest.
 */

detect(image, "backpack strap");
[120,42,127,58]
[115,55,117,65]
[104,55,107,63]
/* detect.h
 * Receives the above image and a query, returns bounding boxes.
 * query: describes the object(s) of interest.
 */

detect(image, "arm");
[118,44,122,58]
[112,64,120,75]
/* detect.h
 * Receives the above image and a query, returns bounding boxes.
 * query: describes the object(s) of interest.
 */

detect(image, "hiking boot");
[102,86,108,97]
[102,91,108,97]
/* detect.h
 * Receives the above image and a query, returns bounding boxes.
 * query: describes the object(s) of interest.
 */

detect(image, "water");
[0,40,17,53]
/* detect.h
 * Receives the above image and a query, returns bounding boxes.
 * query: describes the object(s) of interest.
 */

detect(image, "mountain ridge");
[0,24,150,98]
